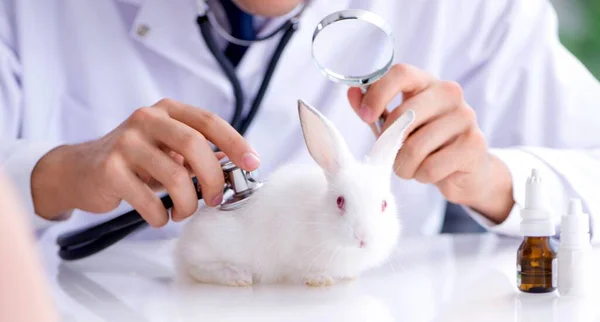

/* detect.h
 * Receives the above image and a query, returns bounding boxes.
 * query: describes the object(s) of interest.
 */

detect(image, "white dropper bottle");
[558,198,592,296]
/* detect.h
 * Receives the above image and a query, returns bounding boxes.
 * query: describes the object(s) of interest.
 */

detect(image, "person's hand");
[348,64,514,223]
[31,99,260,227]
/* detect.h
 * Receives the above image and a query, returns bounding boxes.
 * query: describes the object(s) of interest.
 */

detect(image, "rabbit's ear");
[368,109,416,171]
[298,99,353,176]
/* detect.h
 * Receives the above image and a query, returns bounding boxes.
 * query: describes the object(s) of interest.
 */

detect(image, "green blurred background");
[552,0,600,79]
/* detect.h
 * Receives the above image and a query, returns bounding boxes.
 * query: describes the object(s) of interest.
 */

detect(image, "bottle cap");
[559,198,590,248]
[520,169,555,236]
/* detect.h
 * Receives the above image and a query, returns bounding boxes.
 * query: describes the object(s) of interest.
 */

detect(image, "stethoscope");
[56,2,396,260]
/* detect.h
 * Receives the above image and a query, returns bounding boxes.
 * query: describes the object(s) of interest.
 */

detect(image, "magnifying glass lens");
[311,10,395,136]
[312,19,393,80]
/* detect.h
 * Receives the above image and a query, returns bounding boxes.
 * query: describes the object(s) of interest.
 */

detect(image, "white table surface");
[38,232,600,322]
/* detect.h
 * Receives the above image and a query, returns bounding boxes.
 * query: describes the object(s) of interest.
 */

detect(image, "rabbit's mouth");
[349,239,369,250]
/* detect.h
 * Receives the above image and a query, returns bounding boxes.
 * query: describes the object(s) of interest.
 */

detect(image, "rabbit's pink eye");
[337,196,345,211]
[381,200,387,212]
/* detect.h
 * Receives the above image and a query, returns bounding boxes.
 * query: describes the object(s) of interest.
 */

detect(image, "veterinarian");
[1,0,599,244]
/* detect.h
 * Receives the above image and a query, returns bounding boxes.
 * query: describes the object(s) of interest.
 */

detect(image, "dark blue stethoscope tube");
[55,12,300,261]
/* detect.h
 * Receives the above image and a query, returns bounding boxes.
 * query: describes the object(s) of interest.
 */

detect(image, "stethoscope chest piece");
[218,159,264,211]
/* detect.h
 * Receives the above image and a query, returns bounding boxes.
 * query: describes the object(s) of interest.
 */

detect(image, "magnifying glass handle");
[359,85,388,137]
[370,110,389,137]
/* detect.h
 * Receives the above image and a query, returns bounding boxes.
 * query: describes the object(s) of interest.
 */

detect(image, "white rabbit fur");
[174,100,415,287]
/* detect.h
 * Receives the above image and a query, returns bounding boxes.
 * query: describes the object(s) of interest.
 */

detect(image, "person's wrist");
[466,153,514,224]
[31,145,77,220]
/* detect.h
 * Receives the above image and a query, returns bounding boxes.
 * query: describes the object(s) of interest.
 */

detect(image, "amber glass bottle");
[516,237,558,293]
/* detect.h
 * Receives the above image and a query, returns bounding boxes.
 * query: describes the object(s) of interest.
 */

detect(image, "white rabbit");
[174,99,415,287]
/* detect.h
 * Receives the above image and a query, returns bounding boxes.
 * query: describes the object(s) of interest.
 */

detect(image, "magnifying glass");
[311,9,395,136]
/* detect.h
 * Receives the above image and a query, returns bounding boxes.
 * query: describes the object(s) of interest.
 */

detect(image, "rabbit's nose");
[354,230,366,248]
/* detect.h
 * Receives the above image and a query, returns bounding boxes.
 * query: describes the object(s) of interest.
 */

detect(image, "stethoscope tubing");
[57,220,148,261]
[56,177,199,248]
[56,178,201,260]
[197,14,245,130]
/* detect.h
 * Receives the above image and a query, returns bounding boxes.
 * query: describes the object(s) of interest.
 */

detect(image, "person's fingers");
[347,87,364,112]
[135,167,153,184]
[180,142,224,210]
[175,151,226,173]
[168,150,194,177]
[122,138,199,221]
[168,150,186,166]
[382,80,465,134]
[149,99,261,171]
[394,106,476,179]
[358,64,435,124]
[140,149,180,187]
[412,136,462,186]
[135,113,225,208]
[413,128,486,186]
[111,163,169,228]
[136,169,163,192]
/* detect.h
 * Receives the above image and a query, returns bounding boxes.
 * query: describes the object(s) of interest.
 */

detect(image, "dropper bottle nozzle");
[525,169,543,209]
[559,198,589,247]
[567,198,583,217]
[520,169,555,236]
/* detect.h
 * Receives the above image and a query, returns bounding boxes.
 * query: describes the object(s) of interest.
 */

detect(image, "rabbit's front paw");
[220,264,253,287]
[188,262,253,287]
[303,274,335,287]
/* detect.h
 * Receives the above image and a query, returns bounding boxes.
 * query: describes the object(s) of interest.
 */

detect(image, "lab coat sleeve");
[448,0,600,243]
[0,1,69,230]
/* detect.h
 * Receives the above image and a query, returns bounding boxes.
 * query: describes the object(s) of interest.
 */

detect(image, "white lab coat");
[1,0,600,243]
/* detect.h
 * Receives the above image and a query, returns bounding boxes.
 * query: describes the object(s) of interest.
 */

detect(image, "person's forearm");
[0,173,60,322]
[465,154,514,224]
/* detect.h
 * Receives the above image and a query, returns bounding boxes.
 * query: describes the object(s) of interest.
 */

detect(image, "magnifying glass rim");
[311,9,395,87]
